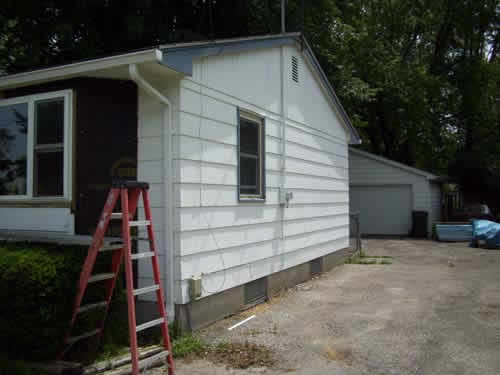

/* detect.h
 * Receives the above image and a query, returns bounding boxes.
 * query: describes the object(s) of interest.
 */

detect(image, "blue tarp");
[436,224,473,242]
[471,220,500,248]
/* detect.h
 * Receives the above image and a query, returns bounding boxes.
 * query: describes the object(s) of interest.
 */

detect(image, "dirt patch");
[206,342,275,369]
[323,344,352,365]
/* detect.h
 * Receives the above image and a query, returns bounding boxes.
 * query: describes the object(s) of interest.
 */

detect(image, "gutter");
[129,61,175,320]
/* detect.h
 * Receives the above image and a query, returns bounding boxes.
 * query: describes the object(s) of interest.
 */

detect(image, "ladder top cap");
[112,180,149,189]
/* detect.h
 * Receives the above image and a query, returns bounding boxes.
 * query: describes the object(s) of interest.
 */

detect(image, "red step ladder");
[59,181,174,375]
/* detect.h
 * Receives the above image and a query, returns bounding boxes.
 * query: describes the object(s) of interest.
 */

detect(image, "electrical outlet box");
[279,188,294,207]
[189,276,202,300]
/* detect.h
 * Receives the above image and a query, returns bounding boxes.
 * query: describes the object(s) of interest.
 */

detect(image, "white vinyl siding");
[173,45,350,304]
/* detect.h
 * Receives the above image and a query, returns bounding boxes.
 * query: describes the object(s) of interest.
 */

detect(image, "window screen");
[238,112,265,199]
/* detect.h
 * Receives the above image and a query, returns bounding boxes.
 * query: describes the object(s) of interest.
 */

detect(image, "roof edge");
[349,147,439,179]
[0,49,160,90]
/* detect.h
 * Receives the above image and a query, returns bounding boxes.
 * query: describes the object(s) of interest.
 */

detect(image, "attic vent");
[291,56,299,83]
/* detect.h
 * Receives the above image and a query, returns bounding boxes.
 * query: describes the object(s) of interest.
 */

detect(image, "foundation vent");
[244,277,267,306]
[291,56,299,83]
[310,258,323,276]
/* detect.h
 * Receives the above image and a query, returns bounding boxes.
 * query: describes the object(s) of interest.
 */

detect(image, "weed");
[95,344,129,362]
[172,334,207,358]
[346,255,393,265]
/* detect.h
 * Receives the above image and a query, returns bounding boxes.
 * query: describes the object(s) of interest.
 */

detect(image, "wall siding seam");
[173,133,237,148]
[285,121,349,148]
[181,82,282,121]
[284,138,348,160]
[279,152,349,170]
[178,108,236,127]
[175,236,350,281]
[174,158,348,182]
[174,211,349,233]
[174,182,348,193]
[178,111,236,128]
[176,201,348,208]
[176,224,350,257]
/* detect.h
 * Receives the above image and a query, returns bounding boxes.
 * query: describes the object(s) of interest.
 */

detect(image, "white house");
[349,147,442,237]
[0,33,361,330]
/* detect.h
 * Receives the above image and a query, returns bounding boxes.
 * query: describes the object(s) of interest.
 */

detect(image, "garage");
[349,148,442,237]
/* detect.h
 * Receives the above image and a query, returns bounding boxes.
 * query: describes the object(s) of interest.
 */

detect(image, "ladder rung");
[68,329,100,344]
[100,243,123,252]
[138,350,170,370]
[131,252,154,260]
[110,213,123,219]
[136,318,164,332]
[129,220,151,227]
[77,301,107,314]
[88,273,115,283]
[131,236,151,242]
[133,285,160,296]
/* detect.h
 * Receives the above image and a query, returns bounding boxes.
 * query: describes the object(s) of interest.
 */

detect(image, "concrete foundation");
[175,246,356,332]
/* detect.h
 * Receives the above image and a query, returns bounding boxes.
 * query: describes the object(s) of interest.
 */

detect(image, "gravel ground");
[153,239,500,375]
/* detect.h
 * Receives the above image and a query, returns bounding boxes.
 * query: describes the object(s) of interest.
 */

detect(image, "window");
[238,110,265,200]
[0,90,72,200]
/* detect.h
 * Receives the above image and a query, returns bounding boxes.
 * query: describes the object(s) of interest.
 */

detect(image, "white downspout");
[129,62,175,320]
[279,44,287,272]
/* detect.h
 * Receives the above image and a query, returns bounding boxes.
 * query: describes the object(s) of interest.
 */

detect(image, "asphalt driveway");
[166,239,500,375]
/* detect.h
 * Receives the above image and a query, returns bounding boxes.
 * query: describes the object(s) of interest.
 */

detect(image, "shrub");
[0,242,128,361]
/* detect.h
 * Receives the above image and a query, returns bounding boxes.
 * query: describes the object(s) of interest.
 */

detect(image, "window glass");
[240,156,259,195]
[240,119,259,155]
[35,150,64,196]
[0,103,28,195]
[35,98,64,145]
[239,113,264,199]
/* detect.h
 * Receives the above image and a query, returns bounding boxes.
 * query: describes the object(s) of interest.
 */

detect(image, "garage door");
[350,185,412,235]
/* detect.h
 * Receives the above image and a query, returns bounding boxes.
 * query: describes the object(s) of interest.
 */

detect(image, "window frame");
[237,108,266,201]
[0,89,73,201]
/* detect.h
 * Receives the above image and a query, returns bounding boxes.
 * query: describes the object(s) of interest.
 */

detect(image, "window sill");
[239,197,266,203]
[0,198,71,208]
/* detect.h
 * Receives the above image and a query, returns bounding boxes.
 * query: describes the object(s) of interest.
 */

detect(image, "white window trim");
[0,89,73,201]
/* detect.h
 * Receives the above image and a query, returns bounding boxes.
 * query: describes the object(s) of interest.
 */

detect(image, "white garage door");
[350,185,412,235]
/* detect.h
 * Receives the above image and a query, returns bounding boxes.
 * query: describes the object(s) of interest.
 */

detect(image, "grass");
[172,334,207,358]
[345,250,393,265]
[94,344,130,363]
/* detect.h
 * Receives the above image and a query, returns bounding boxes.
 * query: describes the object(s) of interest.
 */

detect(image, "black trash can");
[411,210,428,238]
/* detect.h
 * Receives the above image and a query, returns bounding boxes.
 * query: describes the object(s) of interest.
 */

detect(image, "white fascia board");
[0,49,161,90]
[349,147,439,180]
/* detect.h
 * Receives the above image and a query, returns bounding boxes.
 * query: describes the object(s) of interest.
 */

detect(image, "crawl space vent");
[310,258,322,276]
[291,56,299,83]
[244,277,267,306]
